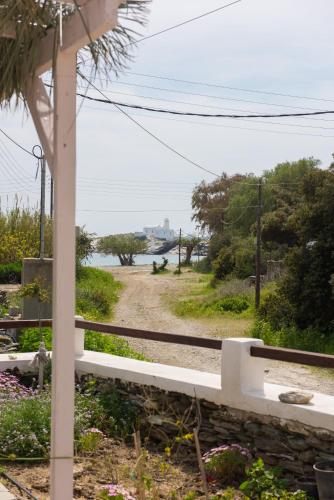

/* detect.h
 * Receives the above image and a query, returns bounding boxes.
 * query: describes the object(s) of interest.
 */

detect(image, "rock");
[280,419,310,436]
[73,464,84,478]
[299,450,315,464]
[287,437,310,451]
[314,428,334,441]
[279,391,313,405]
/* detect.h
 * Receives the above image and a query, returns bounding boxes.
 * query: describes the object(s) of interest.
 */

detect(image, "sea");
[87,253,202,267]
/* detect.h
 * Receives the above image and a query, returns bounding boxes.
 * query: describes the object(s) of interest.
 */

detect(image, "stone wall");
[85,375,334,479]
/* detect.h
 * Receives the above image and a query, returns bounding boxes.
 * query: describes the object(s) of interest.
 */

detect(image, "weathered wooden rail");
[1,319,334,369]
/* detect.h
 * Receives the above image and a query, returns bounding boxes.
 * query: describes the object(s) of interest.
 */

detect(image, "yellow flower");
[164,447,171,457]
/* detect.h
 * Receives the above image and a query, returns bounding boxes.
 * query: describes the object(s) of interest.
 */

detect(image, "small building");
[143,218,176,241]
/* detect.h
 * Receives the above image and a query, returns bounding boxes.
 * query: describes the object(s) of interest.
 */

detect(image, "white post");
[75,315,85,357]
[221,338,266,405]
[50,49,77,500]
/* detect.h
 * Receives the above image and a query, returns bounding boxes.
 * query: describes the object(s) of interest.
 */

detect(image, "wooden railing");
[1,319,334,368]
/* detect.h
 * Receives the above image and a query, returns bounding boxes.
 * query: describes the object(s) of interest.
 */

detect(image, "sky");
[1,0,334,236]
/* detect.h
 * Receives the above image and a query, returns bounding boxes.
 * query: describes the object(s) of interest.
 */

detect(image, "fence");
[1,318,334,369]
[1,318,334,431]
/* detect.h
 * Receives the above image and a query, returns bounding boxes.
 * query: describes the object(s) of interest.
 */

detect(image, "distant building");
[143,218,176,241]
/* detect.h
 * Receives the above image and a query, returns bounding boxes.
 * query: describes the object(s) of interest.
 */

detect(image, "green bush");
[240,458,307,499]
[216,296,250,313]
[251,320,334,354]
[18,328,145,360]
[258,291,294,331]
[76,266,121,320]
[0,387,108,458]
[0,262,21,284]
[192,257,211,274]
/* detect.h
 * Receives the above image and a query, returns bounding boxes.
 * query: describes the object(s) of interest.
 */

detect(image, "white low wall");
[1,333,334,432]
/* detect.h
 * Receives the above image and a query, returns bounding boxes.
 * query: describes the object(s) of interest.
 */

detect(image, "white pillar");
[50,50,77,500]
[75,316,85,357]
[221,338,266,404]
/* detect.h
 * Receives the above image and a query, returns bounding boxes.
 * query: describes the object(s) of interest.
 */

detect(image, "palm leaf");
[0,0,149,107]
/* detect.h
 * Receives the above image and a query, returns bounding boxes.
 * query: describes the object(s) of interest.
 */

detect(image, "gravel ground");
[105,265,334,395]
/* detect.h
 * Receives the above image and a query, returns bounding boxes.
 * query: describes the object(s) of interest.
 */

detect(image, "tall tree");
[97,234,147,266]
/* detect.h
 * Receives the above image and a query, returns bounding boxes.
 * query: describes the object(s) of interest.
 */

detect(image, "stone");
[244,421,261,436]
[280,419,310,436]
[278,391,314,405]
[255,437,290,454]
[299,450,315,464]
[314,428,334,441]
[287,437,310,451]
[277,460,305,475]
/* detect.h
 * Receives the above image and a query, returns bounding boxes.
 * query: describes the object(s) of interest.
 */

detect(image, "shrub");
[76,266,121,321]
[212,247,235,280]
[203,444,252,485]
[78,428,104,453]
[0,262,21,284]
[18,328,145,361]
[216,296,250,313]
[240,458,307,499]
[192,257,211,274]
[258,291,294,331]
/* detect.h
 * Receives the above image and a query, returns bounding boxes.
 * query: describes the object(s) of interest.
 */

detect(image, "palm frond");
[0,0,149,108]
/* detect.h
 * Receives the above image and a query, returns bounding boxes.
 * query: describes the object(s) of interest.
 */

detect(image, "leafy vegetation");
[0,206,52,264]
[0,262,21,283]
[98,234,147,266]
[76,266,121,320]
[0,1,149,107]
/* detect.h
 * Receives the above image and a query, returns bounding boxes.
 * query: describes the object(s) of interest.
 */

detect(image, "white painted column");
[221,338,266,404]
[50,50,77,500]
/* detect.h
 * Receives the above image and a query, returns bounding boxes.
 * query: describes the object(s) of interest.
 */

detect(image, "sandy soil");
[105,265,334,395]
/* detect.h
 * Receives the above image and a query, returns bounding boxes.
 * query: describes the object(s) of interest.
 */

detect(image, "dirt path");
[105,266,334,395]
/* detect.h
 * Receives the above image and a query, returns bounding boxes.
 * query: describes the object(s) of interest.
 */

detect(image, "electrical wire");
[123,71,334,104]
[0,128,35,157]
[74,89,334,119]
[78,72,221,178]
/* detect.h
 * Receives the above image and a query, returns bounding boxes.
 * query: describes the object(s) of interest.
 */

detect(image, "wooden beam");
[26,77,54,174]
[36,0,123,75]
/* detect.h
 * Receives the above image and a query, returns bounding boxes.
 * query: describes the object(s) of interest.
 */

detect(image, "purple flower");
[100,484,136,500]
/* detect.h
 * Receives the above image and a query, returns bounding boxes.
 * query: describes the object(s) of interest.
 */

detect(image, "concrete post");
[221,338,266,404]
[75,316,85,357]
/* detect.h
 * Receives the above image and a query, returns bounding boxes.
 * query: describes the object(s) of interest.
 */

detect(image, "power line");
[83,102,334,139]
[75,89,334,119]
[74,83,334,129]
[0,128,35,157]
[79,78,330,113]
[128,0,242,46]
[79,72,221,178]
[123,71,334,105]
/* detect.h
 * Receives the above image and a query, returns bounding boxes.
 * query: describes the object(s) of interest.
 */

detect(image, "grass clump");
[173,278,254,319]
[76,266,121,321]
[0,262,21,284]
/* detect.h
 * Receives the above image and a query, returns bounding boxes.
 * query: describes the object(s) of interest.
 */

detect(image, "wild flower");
[99,484,136,500]
[0,372,34,402]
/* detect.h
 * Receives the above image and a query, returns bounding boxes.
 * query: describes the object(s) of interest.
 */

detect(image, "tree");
[192,173,246,234]
[278,168,334,332]
[181,236,200,266]
[76,227,95,275]
[97,234,147,266]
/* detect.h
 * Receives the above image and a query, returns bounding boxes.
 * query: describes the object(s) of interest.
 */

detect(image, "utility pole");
[50,176,54,218]
[255,178,262,309]
[40,155,46,259]
[178,228,182,273]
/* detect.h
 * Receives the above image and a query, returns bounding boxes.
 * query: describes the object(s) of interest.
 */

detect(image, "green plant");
[0,262,21,284]
[216,296,250,313]
[203,444,252,486]
[152,257,169,274]
[78,428,104,453]
[76,266,121,320]
[81,378,139,437]
[239,458,307,499]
